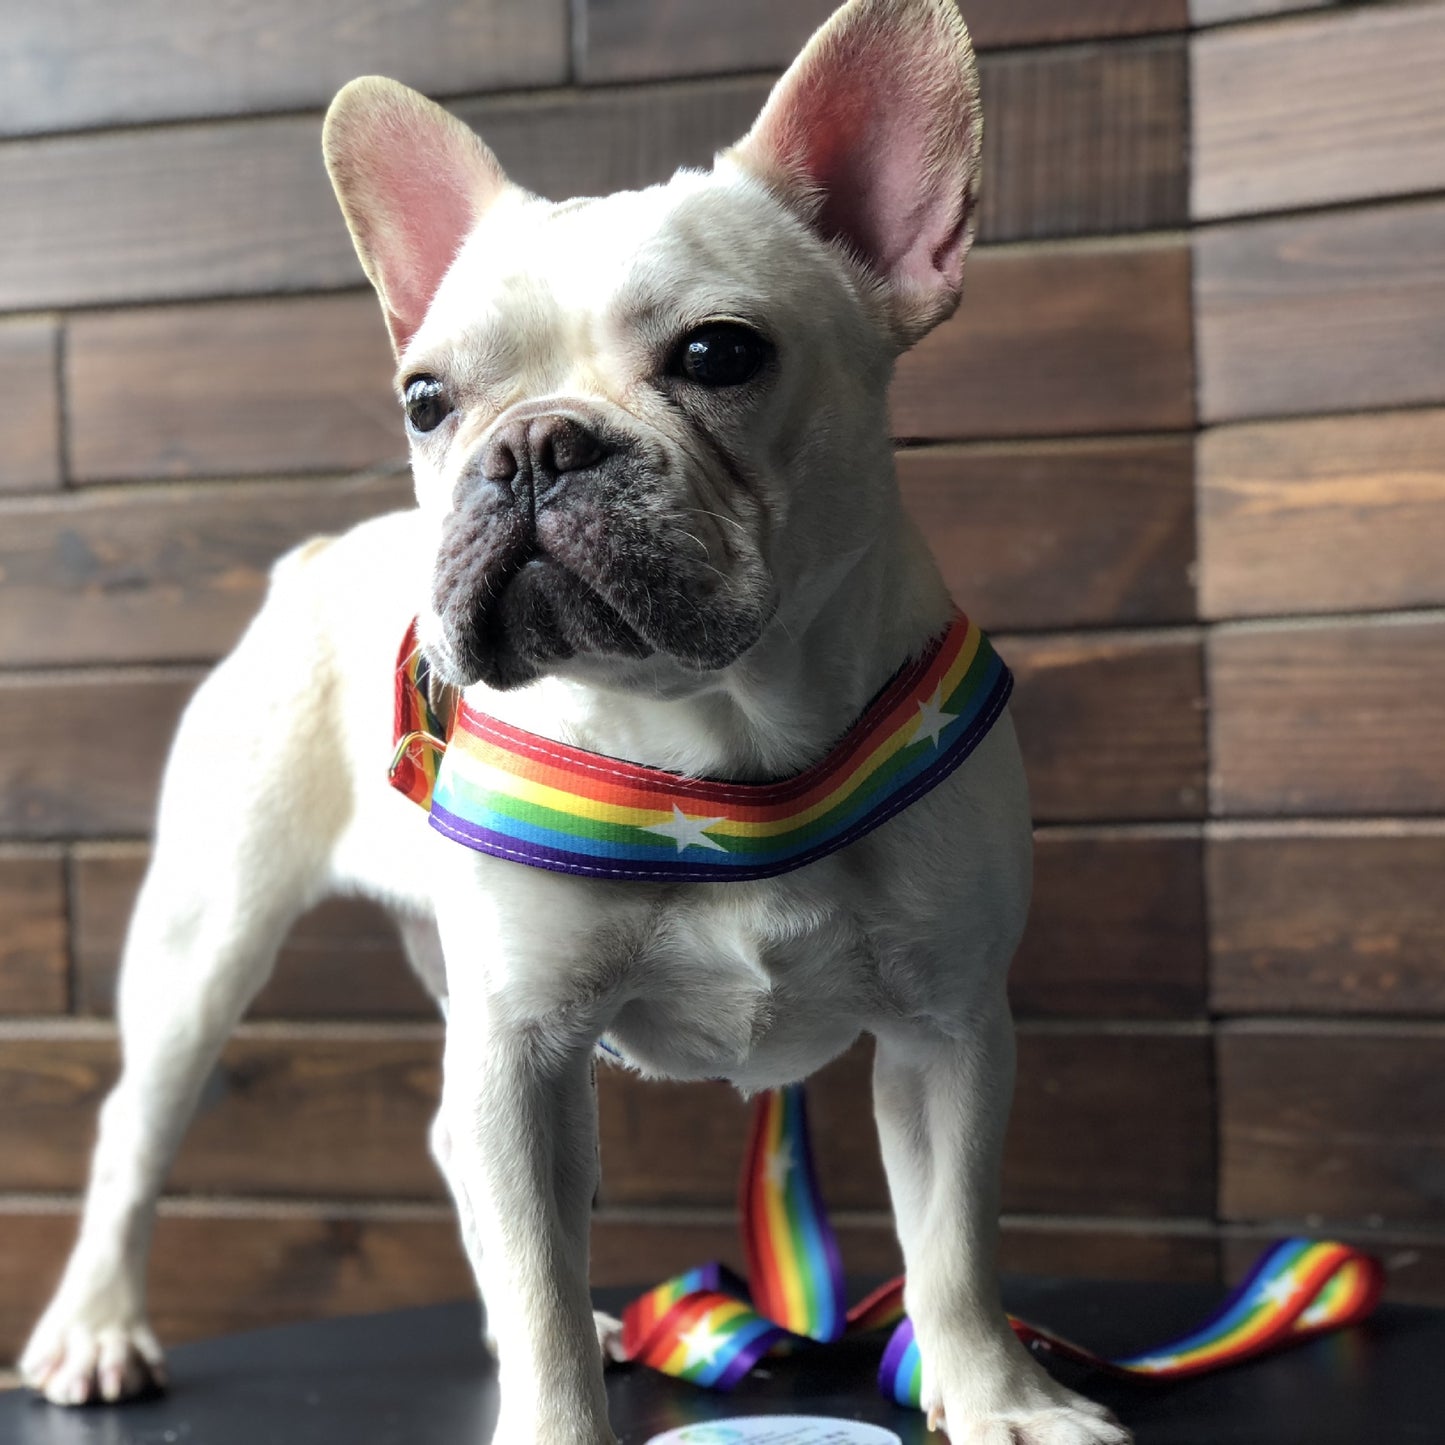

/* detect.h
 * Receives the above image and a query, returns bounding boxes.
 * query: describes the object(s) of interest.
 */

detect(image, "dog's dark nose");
[480,414,608,501]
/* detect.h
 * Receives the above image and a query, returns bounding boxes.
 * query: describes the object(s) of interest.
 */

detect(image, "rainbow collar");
[389,609,1011,882]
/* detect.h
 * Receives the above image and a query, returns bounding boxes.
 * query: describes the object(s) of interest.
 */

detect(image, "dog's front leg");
[873,996,1130,1445]
[440,993,614,1445]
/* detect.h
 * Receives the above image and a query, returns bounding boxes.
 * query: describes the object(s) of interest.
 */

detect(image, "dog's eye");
[404,376,452,433]
[674,323,771,388]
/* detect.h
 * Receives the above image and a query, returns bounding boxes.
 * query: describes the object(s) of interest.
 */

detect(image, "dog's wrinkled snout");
[480,414,609,503]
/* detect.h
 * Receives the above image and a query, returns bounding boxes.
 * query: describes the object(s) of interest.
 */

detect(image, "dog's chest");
[599,886,877,1091]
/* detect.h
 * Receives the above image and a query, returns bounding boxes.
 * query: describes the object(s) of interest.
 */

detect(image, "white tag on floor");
[645,1419,902,1445]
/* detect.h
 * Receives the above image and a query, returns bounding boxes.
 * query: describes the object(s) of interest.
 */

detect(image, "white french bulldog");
[21,1,1129,1441]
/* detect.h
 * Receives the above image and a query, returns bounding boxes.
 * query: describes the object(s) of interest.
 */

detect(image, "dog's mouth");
[427,499,772,693]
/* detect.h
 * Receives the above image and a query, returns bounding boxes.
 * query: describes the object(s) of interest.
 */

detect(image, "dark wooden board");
[0,118,356,312]
[0,474,413,667]
[0,0,567,137]
[1209,619,1445,816]
[0,1033,445,1199]
[977,37,1187,242]
[899,437,1196,632]
[73,846,434,1020]
[597,1031,1215,1218]
[0,1206,1223,1365]
[1218,1026,1445,1223]
[1190,0,1332,22]
[1198,410,1445,619]
[0,1209,470,1364]
[0,82,771,311]
[1013,831,1207,1018]
[0,319,61,492]
[1195,200,1445,424]
[0,673,201,839]
[3,41,1186,315]
[67,241,1195,484]
[594,1215,1220,1295]
[577,0,1189,82]
[893,241,1196,440]
[67,296,400,483]
[1004,633,1208,822]
[1193,4,1445,219]
[0,851,67,1014]
[1209,830,1445,1016]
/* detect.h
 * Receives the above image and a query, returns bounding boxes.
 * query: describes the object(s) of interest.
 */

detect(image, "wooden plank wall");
[1193,0,1445,1303]
[0,0,1441,1370]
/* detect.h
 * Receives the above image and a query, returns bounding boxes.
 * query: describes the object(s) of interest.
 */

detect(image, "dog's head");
[324,0,981,693]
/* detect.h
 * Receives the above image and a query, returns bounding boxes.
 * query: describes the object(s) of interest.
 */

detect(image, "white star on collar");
[912,687,958,747]
[644,804,729,853]
[679,1319,725,1368]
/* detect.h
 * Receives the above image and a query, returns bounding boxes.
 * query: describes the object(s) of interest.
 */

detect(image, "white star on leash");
[644,804,729,853]
[679,1320,726,1368]
[1261,1276,1299,1308]
[912,687,958,747]
[765,1141,795,1190]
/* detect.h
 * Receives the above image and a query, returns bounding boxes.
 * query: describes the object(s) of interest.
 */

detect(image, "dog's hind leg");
[20,592,347,1406]
[872,993,1132,1445]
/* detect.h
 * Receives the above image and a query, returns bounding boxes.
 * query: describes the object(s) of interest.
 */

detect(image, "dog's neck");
[462,513,953,783]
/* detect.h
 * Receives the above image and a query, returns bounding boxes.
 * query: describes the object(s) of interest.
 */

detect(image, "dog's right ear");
[323,78,512,353]
[726,0,982,350]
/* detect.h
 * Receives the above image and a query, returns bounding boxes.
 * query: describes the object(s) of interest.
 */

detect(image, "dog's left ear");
[323,77,514,352]
[727,0,982,349]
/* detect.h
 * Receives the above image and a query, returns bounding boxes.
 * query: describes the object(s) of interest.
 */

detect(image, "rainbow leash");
[619,1085,1385,1410]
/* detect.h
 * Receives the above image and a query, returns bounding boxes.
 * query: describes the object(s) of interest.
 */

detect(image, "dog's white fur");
[21,2,1129,1440]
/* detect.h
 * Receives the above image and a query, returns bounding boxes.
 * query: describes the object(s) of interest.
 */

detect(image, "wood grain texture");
[1005,634,1208,822]
[899,438,1196,632]
[1198,410,1445,619]
[577,0,1189,82]
[0,474,413,667]
[1,43,1186,314]
[0,1207,1223,1363]
[1190,0,1331,23]
[1014,833,1207,1018]
[598,1032,1215,1217]
[1218,1027,1445,1223]
[66,241,1196,484]
[0,1209,470,1362]
[1195,200,1445,423]
[0,0,567,137]
[0,319,61,492]
[0,82,770,311]
[893,241,1195,440]
[67,296,398,483]
[73,846,433,1020]
[0,119,355,312]
[978,37,1187,242]
[1210,618,1445,816]
[594,1216,1219,1292]
[0,851,67,1014]
[1224,1228,1445,1309]
[0,673,200,839]
[0,1033,444,1198]
[1209,830,1445,1016]
[1193,4,1445,219]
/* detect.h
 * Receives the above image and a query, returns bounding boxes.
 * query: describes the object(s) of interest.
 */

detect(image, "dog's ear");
[323,77,512,352]
[727,0,982,348]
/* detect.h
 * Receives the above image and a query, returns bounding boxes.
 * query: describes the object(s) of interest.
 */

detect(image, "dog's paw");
[926,1400,1129,1445]
[919,1347,1129,1445]
[21,1318,167,1406]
